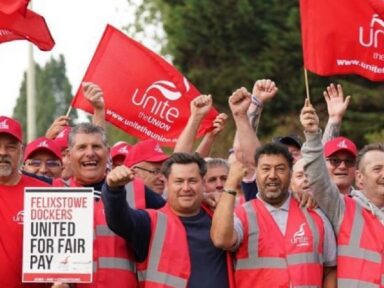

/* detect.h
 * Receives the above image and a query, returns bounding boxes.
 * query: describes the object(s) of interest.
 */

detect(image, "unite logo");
[291,223,309,247]
[0,119,9,129]
[38,140,49,148]
[131,78,191,124]
[118,146,129,154]
[337,139,348,149]
[13,210,24,225]
[359,14,384,48]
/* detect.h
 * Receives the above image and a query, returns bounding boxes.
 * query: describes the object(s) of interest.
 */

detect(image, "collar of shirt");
[256,193,291,213]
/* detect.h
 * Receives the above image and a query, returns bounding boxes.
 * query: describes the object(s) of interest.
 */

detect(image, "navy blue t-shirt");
[102,184,229,288]
[241,180,258,201]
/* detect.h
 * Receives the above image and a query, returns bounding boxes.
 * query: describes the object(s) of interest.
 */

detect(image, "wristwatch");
[224,189,237,196]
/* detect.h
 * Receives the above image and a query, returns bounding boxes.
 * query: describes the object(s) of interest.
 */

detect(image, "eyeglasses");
[133,166,162,175]
[326,157,356,168]
[26,159,62,168]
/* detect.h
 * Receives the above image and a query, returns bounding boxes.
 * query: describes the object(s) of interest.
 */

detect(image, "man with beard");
[211,144,336,287]
[0,116,50,288]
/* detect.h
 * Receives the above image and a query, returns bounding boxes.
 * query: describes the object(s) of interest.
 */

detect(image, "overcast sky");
[0,0,135,116]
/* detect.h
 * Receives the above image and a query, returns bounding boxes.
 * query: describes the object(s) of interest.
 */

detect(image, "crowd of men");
[1,79,383,288]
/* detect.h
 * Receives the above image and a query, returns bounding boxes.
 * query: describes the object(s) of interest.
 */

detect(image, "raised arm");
[102,165,151,261]
[248,79,278,134]
[229,87,258,168]
[195,112,228,157]
[322,83,351,144]
[300,99,345,229]
[211,160,246,249]
[83,82,106,130]
[173,94,212,153]
[45,115,70,139]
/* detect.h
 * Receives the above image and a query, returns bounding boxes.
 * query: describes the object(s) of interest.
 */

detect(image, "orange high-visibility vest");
[137,204,235,288]
[235,197,324,288]
[337,197,384,287]
[53,178,146,287]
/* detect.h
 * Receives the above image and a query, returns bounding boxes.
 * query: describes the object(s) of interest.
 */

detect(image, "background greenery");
[14,0,384,154]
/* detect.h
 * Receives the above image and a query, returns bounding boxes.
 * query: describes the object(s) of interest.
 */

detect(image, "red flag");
[72,25,218,147]
[0,0,29,15]
[300,0,384,81]
[0,4,54,51]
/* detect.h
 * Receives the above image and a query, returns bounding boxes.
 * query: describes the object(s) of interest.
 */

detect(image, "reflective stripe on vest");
[137,213,188,287]
[338,202,384,287]
[338,279,379,288]
[125,182,136,208]
[236,202,322,270]
[94,224,135,273]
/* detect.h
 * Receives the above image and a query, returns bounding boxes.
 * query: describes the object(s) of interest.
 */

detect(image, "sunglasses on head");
[326,157,356,168]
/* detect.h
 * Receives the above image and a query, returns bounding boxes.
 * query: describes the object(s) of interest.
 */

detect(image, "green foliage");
[127,0,384,152]
[13,55,76,142]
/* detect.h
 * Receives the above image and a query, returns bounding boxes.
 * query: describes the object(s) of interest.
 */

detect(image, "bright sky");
[0,0,135,117]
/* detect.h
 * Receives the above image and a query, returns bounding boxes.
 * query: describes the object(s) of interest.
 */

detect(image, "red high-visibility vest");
[137,204,235,288]
[235,197,324,288]
[337,196,384,287]
[53,178,146,287]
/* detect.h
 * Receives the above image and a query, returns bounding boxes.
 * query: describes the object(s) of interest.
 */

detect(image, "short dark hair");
[205,157,229,170]
[68,123,107,148]
[255,143,294,169]
[356,143,384,171]
[161,152,207,178]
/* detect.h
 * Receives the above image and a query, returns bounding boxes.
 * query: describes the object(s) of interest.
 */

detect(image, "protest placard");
[22,187,94,283]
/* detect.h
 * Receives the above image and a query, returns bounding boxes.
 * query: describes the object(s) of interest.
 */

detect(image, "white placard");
[22,187,94,283]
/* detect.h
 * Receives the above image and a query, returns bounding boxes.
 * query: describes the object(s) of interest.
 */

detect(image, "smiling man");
[324,136,357,195]
[103,152,235,288]
[211,143,336,287]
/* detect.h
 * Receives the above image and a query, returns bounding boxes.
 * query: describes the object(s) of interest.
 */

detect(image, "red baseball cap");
[124,139,169,167]
[53,126,71,151]
[0,116,23,142]
[111,141,131,160]
[24,137,62,162]
[324,136,357,158]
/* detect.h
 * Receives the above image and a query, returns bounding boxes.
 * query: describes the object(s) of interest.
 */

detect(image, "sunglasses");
[326,157,356,168]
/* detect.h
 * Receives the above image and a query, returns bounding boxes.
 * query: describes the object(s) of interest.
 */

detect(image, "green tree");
[128,0,384,153]
[13,55,76,142]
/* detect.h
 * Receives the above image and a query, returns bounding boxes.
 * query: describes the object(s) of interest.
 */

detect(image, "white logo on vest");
[291,223,309,247]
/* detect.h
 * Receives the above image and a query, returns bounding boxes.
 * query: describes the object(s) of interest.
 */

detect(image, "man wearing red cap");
[124,139,169,195]
[301,100,384,287]
[0,116,50,288]
[22,137,63,178]
[110,141,131,169]
[323,136,357,195]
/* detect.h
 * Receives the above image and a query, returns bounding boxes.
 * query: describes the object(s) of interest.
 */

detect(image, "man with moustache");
[210,89,336,287]
[0,116,50,288]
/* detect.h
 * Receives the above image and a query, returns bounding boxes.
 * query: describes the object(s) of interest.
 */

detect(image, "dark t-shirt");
[242,181,258,201]
[102,185,229,288]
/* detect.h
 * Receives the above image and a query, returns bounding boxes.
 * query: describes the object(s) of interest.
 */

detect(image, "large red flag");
[0,2,54,51]
[72,25,218,147]
[300,0,384,81]
[0,0,29,15]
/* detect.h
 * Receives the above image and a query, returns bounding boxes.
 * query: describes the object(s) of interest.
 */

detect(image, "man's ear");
[355,169,364,190]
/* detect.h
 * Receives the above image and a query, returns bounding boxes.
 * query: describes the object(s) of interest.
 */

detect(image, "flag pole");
[65,105,72,117]
[303,67,311,104]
